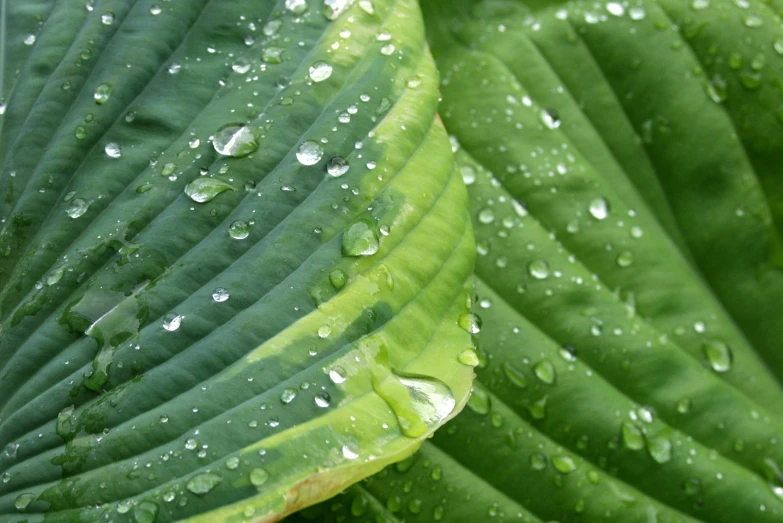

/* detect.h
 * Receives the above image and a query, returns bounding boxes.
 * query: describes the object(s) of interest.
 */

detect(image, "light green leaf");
[288,0,783,521]
[0,0,474,521]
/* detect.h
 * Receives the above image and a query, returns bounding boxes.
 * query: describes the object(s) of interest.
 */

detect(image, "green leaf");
[0,0,475,521]
[287,0,783,521]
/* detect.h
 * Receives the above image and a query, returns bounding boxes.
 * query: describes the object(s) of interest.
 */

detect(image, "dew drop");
[212,288,230,302]
[212,124,259,158]
[309,61,333,82]
[133,502,159,523]
[457,348,480,367]
[457,312,481,334]
[14,493,34,511]
[327,156,349,177]
[466,386,490,415]
[94,83,112,104]
[186,473,222,495]
[646,432,673,463]
[162,313,184,332]
[373,371,456,438]
[503,362,528,388]
[318,324,332,338]
[249,467,269,486]
[66,198,91,219]
[702,340,732,372]
[533,360,556,384]
[296,141,324,166]
[616,251,634,268]
[229,220,251,240]
[540,108,561,129]
[280,388,297,404]
[527,259,550,280]
[262,47,284,64]
[588,197,610,220]
[104,142,122,158]
[342,220,379,256]
[184,178,236,203]
[329,366,347,384]
[314,391,331,408]
[552,455,577,473]
[622,420,645,450]
[101,12,114,24]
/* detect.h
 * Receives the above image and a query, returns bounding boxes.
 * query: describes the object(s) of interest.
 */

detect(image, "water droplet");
[309,61,333,82]
[185,438,198,450]
[249,467,269,486]
[324,0,352,20]
[540,108,561,129]
[380,43,395,55]
[317,324,331,338]
[691,0,709,9]
[359,0,375,14]
[101,12,115,25]
[622,420,645,450]
[606,2,624,15]
[94,83,111,104]
[105,142,122,158]
[314,391,331,408]
[774,38,783,56]
[629,6,646,19]
[373,371,456,438]
[327,156,349,177]
[296,141,324,165]
[329,366,347,384]
[133,501,159,523]
[677,398,692,414]
[533,360,556,384]
[184,177,235,203]
[186,473,222,495]
[15,493,34,510]
[66,198,91,219]
[527,259,550,280]
[703,340,732,372]
[342,220,379,256]
[212,288,230,302]
[342,443,359,460]
[262,47,284,64]
[225,456,240,470]
[150,4,162,15]
[530,453,547,470]
[280,388,297,404]
[466,386,490,415]
[742,14,763,27]
[704,75,728,103]
[616,251,634,267]
[552,455,577,473]
[23,34,36,46]
[162,313,184,332]
[229,220,251,240]
[739,71,762,90]
[213,124,258,158]
[682,477,702,495]
[458,312,481,334]
[457,348,479,366]
[477,208,495,224]
[503,362,528,388]
[646,432,672,463]
[329,269,347,290]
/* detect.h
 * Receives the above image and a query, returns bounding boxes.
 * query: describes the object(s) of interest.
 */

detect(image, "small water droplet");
[458,312,481,334]
[677,398,692,414]
[309,61,333,82]
[588,197,610,220]
[622,420,645,450]
[646,432,673,463]
[249,467,269,486]
[329,366,347,384]
[318,324,332,338]
[101,12,115,25]
[211,288,230,303]
[162,313,184,332]
[280,388,297,404]
[503,362,528,388]
[477,208,495,224]
[105,142,121,158]
[150,4,162,15]
[457,348,479,366]
[66,198,91,219]
[213,124,259,157]
[616,251,634,267]
[23,34,36,46]
[314,391,331,408]
[327,156,349,177]
[703,340,732,372]
[94,83,112,104]
[296,141,324,165]
[466,386,490,415]
[15,493,34,511]
[527,259,550,279]
[533,360,556,384]
[133,501,159,523]
[263,47,284,64]
[540,108,561,129]
[187,473,222,495]
[184,177,235,203]
[229,220,251,240]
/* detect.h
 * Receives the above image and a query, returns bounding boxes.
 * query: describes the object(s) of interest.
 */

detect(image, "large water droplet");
[285,0,308,14]
[329,366,347,384]
[466,385,490,415]
[373,371,456,438]
[646,431,673,463]
[533,360,556,384]
[552,455,577,473]
[702,339,732,372]
[184,177,236,203]
[14,493,34,511]
[213,124,259,157]
[309,61,333,82]
[457,348,479,366]
[186,473,222,495]
[503,362,528,388]
[342,220,379,256]
[296,141,324,165]
[314,391,331,408]
[540,108,561,129]
[212,288,230,302]
[457,312,481,334]
[342,443,360,460]
[280,388,297,404]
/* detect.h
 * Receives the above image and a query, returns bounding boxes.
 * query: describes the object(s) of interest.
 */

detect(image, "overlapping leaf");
[0,0,475,521]
[288,0,783,521]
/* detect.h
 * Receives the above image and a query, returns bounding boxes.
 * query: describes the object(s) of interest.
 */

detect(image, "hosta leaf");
[0,0,475,521]
[288,0,783,521]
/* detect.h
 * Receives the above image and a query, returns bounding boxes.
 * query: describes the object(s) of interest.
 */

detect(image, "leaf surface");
[288,0,783,521]
[0,1,474,521]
